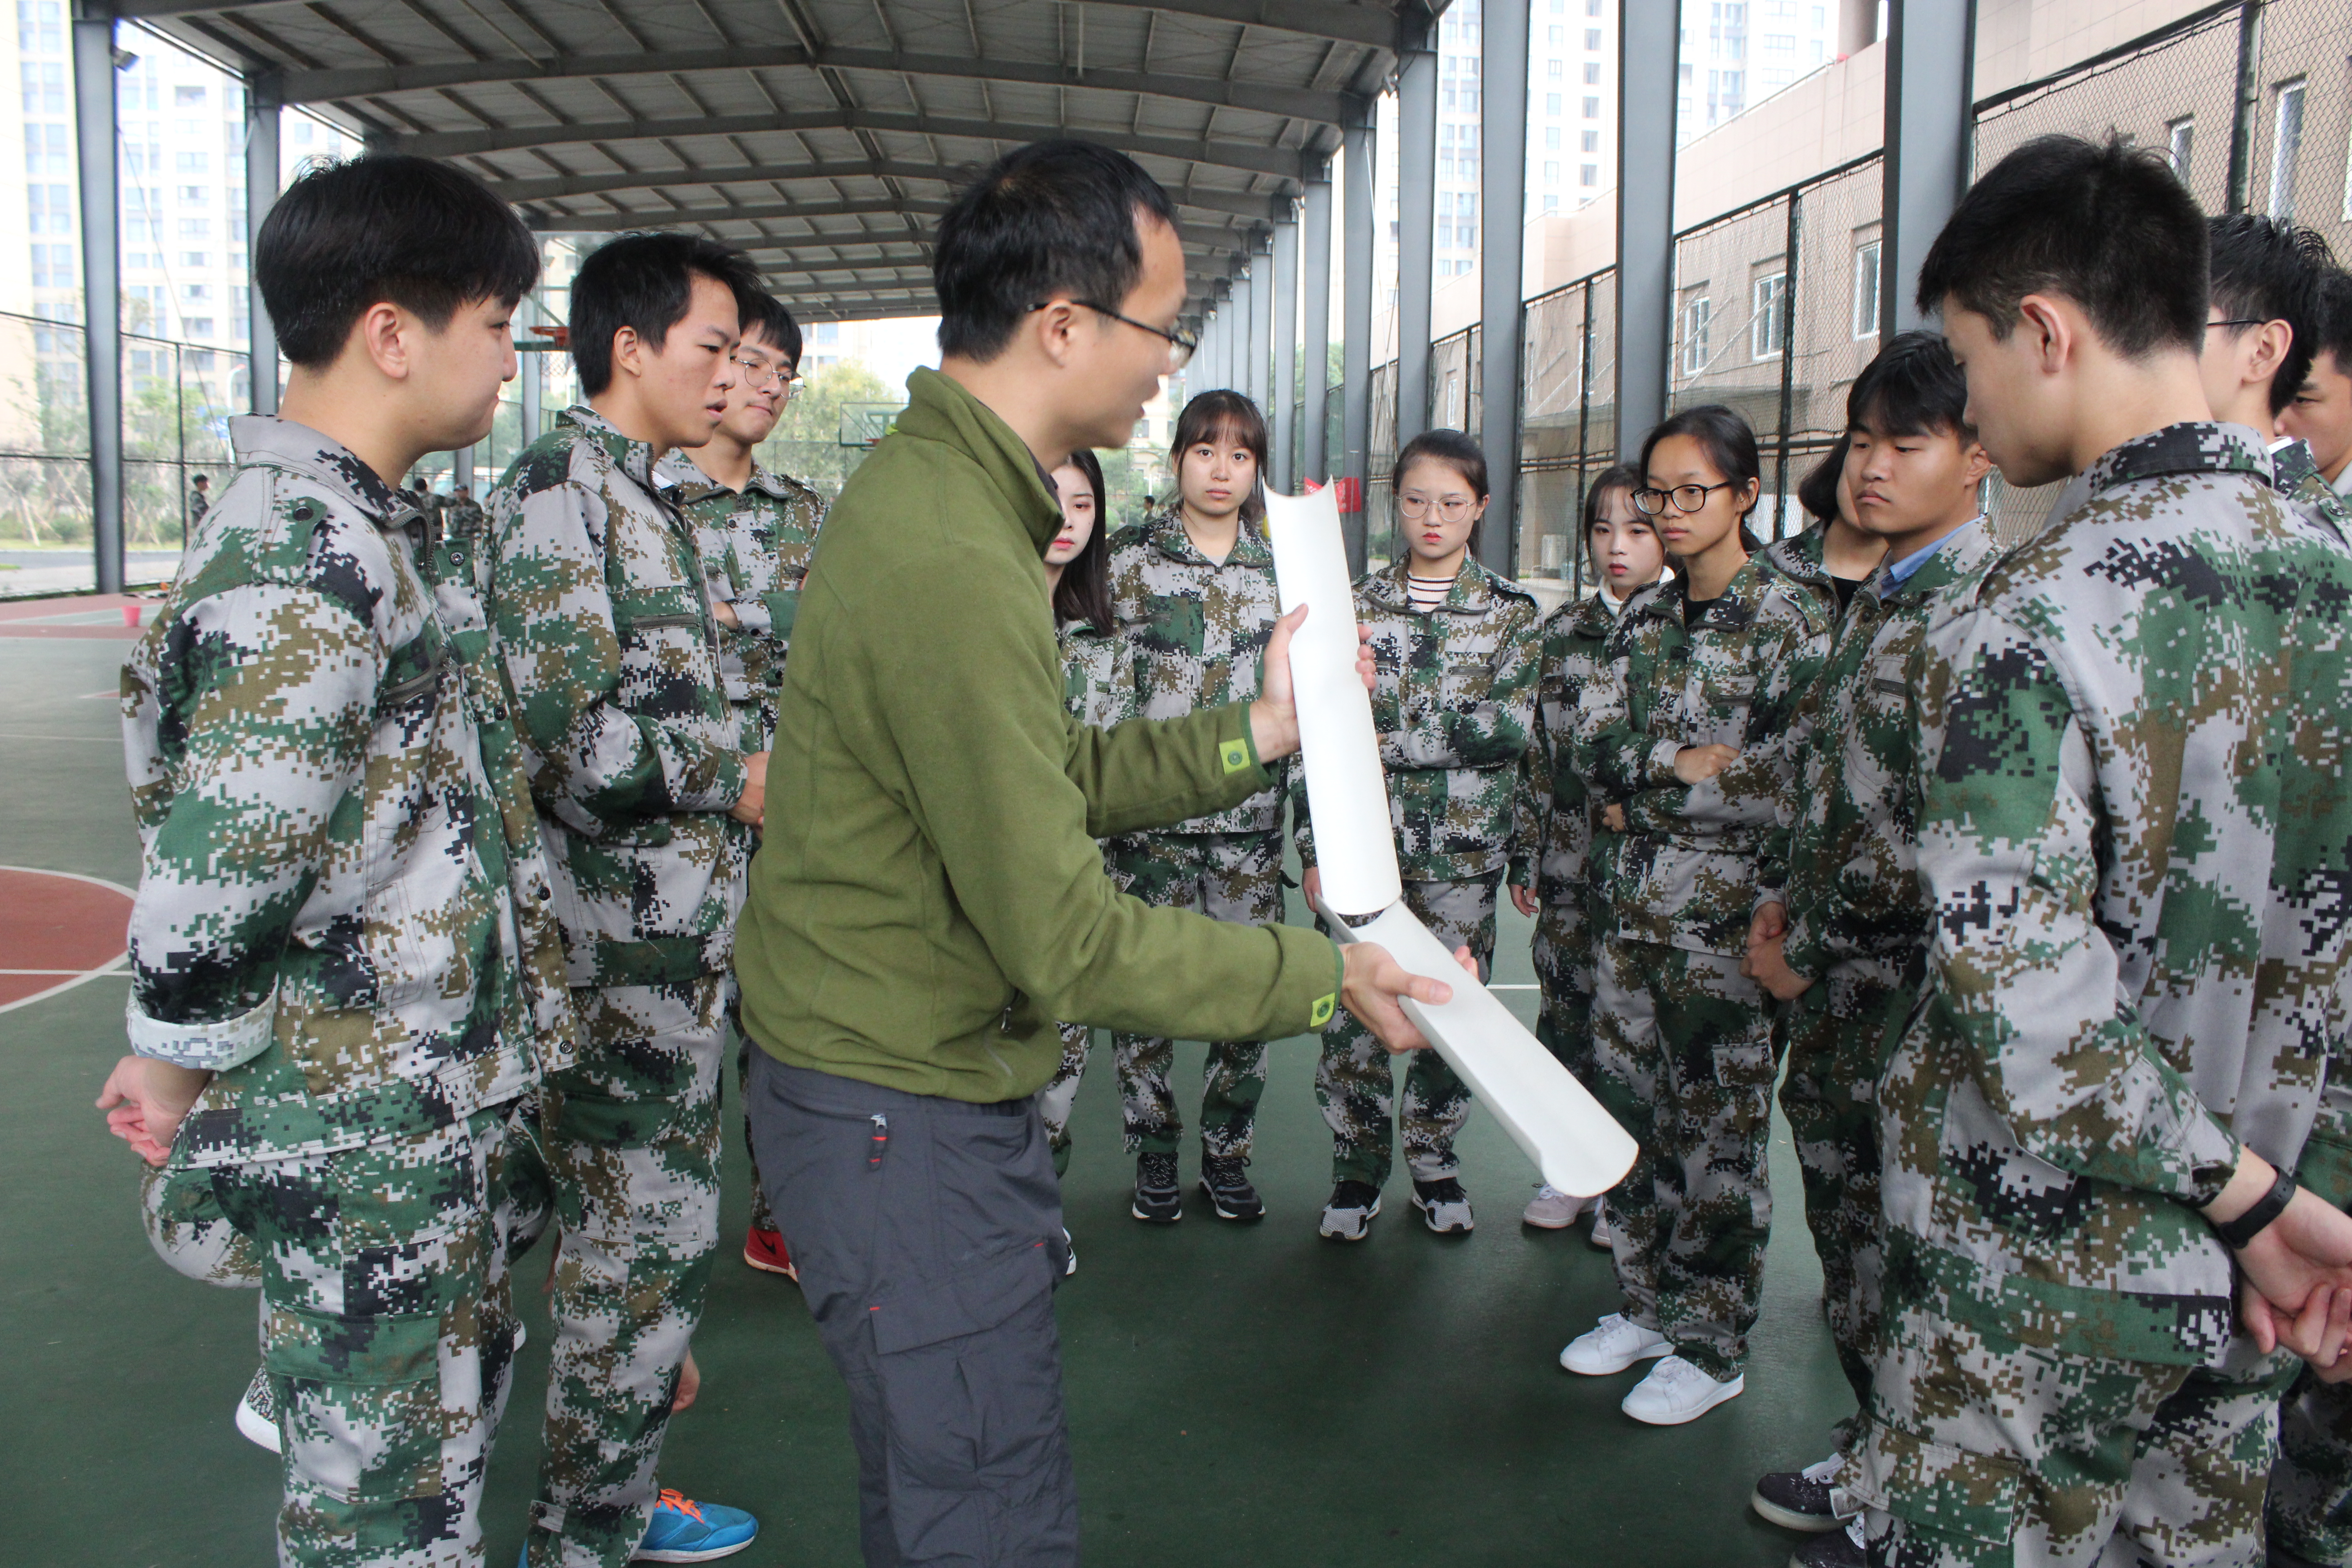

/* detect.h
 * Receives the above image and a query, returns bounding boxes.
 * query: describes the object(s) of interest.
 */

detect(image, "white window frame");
[2270,79,2305,221]
[1751,271,1787,361]
[1852,240,1882,341]
[1681,294,1713,376]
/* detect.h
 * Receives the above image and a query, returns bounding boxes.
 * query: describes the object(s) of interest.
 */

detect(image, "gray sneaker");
[1588,1197,1615,1250]
[1521,1184,1587,1229]
[1131,1152,1181,1223]
[1318,1180,1383,1241]
[1411,1176,1475,1234]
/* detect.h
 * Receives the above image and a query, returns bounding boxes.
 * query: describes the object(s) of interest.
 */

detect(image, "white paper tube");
[1261,484,1401,918]
[1323,897,1640,1199]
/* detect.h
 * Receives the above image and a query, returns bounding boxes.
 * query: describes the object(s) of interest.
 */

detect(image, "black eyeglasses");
[1632,480,1738,516]
[1030,299,1198,369]
[2206,318,2269,330]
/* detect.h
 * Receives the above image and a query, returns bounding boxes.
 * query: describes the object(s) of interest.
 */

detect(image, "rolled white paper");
[1261,484,1402,919]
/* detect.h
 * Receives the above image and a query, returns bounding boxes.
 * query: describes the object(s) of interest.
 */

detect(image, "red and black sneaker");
[743,1226,798,1281]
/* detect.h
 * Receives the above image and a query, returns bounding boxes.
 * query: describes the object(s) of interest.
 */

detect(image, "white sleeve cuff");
[126,985,277,1071]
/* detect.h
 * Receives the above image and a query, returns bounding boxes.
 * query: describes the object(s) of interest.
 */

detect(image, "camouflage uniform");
[1038,615,1136,1176]
[1580,553,1832,1382]
[1764,519,2001,1442]
[1855,426,2323,1568]
[2260,438,2352,1568]
[1103,506,1291,1161]
[122,415,578,1568]
[1302,558,1541,1185]
[664,456,823,1235]
[445,494,487,544]
[487,406,753,1568]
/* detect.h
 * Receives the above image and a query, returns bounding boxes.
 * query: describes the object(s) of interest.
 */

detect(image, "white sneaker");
[235,1366,279,1454]
[1558,1313,1672,1376]
[1621,1354,1744,1426]
[1063,1227,1077,1277]
[1588,1198,1615,1250]
[1521,1184,1587,1229]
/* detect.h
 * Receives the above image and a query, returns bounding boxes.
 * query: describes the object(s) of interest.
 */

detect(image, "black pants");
[746,1051,1078,1567]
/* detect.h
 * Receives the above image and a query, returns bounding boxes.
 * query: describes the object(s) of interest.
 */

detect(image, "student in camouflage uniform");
[1035,450,1130,1200]
[1302,429,1541,1240]
[1734,334,1995,1563]
[1853,137,2352,1568]
[2279,268,2352,498]
[1105,390,1289,1224]
[1558,404,1833,1428]
[1763,434,1887,621]
[660,290,823,1283]
[1513,464,1659,1235]
[95,155,575,1568]
[486,233,766,1568]
[446,484,486,540]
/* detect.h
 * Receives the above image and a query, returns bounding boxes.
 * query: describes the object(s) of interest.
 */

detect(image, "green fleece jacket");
[736,368,1343,1102]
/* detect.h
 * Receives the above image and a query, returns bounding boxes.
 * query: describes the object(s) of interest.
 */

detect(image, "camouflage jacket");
[1059,615,1134,730]
[1514,588,1622,906]
[1884,423,2313,1366]
[1774,519,2003,989]
[1579,553,1833,956]
[664,456,825,741]
[1108,505,1289,837]
[1296,557,1541,881]
[485,406,752,989]
[1761,523,1850,620]
[444,495,486,540]
[122,416,577,1168]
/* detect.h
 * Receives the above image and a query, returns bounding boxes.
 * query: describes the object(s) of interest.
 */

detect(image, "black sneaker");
[1131,1152,1182,1223]
[1410,1176,1475,1234]
[1792,1519,1864,1568]
[1318,1180,1384,1241]
[1751,1457,1847,1533]
[1198,1154,1264,1221]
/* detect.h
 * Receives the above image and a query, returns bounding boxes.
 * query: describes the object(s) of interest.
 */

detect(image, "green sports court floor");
[1,597,1851,1568]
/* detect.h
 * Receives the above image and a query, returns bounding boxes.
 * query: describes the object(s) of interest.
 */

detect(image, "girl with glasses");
[1298,429,1544,1242]
[1557,404,1833,1427]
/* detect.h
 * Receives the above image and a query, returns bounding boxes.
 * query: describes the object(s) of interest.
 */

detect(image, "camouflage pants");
[1038,1021,1093,1179]
[530,973,728,1568]
[1316,875,1499,1187]
[1855,1260,2295,1567]
[1778,961,1914,1445]
[1107,830,1284,1159]
[1592,937,1778,1382]
[1530,895,1597,1088]
[140,1102,546,1568]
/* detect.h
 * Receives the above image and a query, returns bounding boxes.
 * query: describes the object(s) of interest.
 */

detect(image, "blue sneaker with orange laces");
[634,1490,759,1563]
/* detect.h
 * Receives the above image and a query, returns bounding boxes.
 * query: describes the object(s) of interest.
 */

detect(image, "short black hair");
[1849,329,1975,440]
[2209,215,2338,416]
[934,139,1181,362]
[191,473,209,487]
[1917,133,2206,359]
[569,232,763,396]
[1051,449,1115,635]
[1797,435,1848,524]
[739,289,804,369]
[2316,268,2352,373]
[255,153,539,370]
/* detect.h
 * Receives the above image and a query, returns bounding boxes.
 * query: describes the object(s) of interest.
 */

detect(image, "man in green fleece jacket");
[733,140,1457,1565]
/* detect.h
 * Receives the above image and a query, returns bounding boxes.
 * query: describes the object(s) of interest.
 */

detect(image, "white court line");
[0,864,135,1016]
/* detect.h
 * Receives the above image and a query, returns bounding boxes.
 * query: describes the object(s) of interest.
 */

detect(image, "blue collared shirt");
[1882,515,1984,590]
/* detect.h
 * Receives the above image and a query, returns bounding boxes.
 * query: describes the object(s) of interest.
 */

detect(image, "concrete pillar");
[1249,234,1274,412]
[1880,0,1976,337]
[1615,0,1681,459]
[1272,216,1299,488]
[1302,172,1333,485]
[245,74,280,414]
[73,3,121,593]
[519,297,542,447]
[1396,41,1439,446]
[1479,0,1530,575]
[1342,118,1376,572]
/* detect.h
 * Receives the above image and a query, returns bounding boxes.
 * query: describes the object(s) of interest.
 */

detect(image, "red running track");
[0,866,132,1011]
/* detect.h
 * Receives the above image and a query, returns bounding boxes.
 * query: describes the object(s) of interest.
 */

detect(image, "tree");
[758,361,898,499]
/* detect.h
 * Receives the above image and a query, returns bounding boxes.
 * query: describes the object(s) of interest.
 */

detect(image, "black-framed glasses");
[1030,299,1198,369]
[2205,318,2268,330]
[1632,480,1737,516]
[732,355,803,397]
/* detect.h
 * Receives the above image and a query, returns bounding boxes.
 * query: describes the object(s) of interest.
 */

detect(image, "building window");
[25,120,69,175]
[1751,271,1787,359]
[2167,118,2194,183]
[1582,130,1600,152]
[1763,33,1794,53]
[1548,59,1564,78]
[1583,96,1600,118]
[1545,160,1561,184]
[1587,0,1601,13]
[22,60,66,114]
[1544,194,1560,214]
[1547,93,1562,115]
[178,185,209,205]
[1545,127,1562,150]
[186,317,214,338]
[181,250,209,267]
[176,151,208,174]
[1584,61,1602,84]
[27,182,68,234]
[182,282,210,302]
[29,240,74,288]
[179,217,210,239]
[2270,80,2305,221]
[1584,27,1601,48]
[1549,24,1564,43]
[1852,240,1882,339]
[19,0,62,52]
[1681,294,1712,375]
[1581,163,1598,186]
[174,84,206,105]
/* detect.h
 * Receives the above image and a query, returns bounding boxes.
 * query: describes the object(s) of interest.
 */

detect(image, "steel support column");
[1478,0,1530,575]
[1341,118,1375,572]
[1881,0,1976,338]
[1272,216,1299,487]
[1302,172,1333,485]
[1396,40,1439,446]
[245,75,280,413]
[1250,234,1274,412]
[73,3,122,593]
[519,295,542,446]
[453,445,474,495]
[1616,0,1679,459]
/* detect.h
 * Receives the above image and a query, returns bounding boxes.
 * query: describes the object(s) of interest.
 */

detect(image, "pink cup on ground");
[121,604,140,627]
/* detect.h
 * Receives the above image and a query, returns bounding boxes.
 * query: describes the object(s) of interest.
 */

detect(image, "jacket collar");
[1763,524,1833,586]
[559,404,665,496]
[1624,550,1774,630]
[1363,554,1507,614]
[2084,421,2270,496]
[659,451,811,508]
[228,415,412,531]
[1871,517,2000,607]
[1141,503,1274,568]
[890,368,1063,554]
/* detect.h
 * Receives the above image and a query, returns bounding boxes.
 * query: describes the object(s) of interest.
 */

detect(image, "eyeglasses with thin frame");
[1029,299,1198,369]
[1632,480,1738,516]
[1397,492,1477,522]
[2205,318,2268,331]
[732,355,804,398]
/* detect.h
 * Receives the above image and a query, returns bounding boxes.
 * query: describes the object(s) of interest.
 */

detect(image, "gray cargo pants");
[745,1051,1077,1567]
